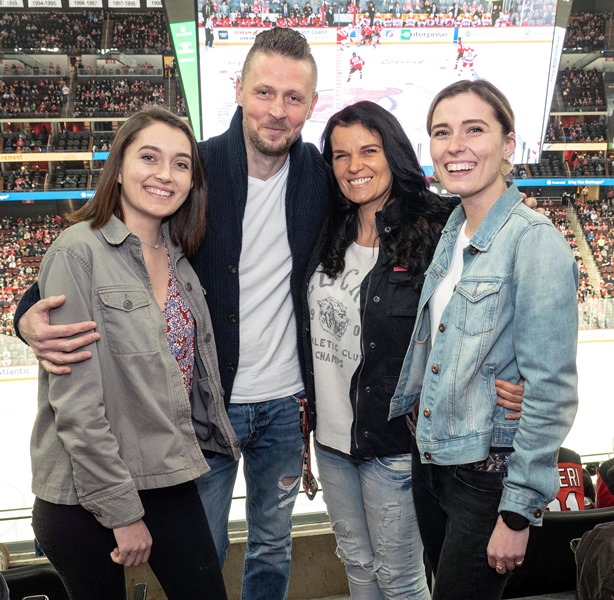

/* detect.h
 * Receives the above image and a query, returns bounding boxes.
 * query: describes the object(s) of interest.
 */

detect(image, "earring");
[500,159,514,177]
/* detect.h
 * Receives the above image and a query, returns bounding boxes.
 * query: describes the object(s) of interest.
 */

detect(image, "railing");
[578,297,614,330]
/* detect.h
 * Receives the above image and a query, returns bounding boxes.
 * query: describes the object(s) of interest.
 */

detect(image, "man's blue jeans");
[195,394,304,600]
[411,443,512,600]
[316,443,431,600]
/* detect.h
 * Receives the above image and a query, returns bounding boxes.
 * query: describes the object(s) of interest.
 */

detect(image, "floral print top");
[163,244,195,396]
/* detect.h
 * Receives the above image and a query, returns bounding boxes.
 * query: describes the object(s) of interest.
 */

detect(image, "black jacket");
[193,107,330,404]
[302,211,425,459]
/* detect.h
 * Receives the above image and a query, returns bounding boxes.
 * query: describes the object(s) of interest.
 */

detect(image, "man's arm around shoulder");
[14,282,100,375]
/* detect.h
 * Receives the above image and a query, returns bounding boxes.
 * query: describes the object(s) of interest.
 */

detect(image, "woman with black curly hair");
[302,101,524,599]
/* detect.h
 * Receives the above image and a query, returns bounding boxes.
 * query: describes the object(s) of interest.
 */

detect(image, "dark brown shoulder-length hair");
[70,105,206,257]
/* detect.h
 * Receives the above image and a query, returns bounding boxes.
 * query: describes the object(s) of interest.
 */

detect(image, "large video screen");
[175,1,566,169]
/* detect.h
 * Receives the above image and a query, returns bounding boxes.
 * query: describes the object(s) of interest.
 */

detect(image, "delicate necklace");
[141,232,163,249]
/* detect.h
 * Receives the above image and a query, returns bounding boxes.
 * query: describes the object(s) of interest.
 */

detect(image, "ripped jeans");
[316,443,430,600]
[195,394,304,600]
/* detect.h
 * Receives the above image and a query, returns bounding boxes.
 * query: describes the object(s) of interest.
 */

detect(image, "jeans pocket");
[373,453,413,483]
[452,465,504,494]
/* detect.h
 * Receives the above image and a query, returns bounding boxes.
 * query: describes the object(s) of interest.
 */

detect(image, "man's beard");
[245,122,295,157]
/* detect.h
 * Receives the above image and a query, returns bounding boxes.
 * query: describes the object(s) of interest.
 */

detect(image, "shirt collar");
[444,183,522,252]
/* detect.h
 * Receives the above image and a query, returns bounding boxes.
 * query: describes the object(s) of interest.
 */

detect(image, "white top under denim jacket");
[32,216,239,530]
[390,184,579,525]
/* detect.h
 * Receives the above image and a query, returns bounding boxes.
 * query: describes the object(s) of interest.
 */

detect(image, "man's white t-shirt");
[231,157,304,403]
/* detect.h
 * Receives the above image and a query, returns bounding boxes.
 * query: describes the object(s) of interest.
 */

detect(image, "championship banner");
[108,0,141,8]
[26,0,62,7]
[69,0,104,7]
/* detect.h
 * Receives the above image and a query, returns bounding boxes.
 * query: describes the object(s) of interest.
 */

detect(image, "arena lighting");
[164,0,573,168]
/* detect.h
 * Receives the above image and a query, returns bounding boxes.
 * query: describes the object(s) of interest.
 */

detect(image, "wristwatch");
[500,511,530,531]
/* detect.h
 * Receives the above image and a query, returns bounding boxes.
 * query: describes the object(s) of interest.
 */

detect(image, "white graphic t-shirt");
[308,243,379,454]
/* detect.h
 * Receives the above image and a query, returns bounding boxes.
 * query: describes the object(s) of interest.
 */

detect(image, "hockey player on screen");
[454,36,465,69]
[337,24,352,50]
[359,23,373,46]
[347,52,365,82]
[457,45,477,78]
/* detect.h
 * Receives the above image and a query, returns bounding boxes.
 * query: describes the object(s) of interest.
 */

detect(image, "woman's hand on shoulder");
[111,519,152,567]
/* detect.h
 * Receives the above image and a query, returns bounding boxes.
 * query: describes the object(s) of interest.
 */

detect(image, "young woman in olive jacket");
[30,107,233,600]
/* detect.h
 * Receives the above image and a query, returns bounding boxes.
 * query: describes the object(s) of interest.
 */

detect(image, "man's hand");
[520,193,545,215]
[111,520,152,568]
[495,379,524,420]
[19,295,100,375]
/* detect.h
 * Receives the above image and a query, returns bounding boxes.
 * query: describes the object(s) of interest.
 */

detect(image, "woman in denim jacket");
[30,107,235,600]
[390,80,579,599]
[305,101,525,599]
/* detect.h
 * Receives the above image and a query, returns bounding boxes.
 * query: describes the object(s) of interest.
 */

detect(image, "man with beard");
[190,27,328,599]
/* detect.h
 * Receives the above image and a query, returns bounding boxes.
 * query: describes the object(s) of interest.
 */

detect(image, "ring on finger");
[496,564,504,571]
[515,560,524,567]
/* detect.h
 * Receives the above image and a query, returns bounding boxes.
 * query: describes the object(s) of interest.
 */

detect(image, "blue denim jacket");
[390,184,579,524]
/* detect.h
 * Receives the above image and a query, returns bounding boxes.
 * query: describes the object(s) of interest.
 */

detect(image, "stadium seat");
[503,507,614,598]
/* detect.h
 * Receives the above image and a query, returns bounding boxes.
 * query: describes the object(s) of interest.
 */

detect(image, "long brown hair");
[71,106,206,256]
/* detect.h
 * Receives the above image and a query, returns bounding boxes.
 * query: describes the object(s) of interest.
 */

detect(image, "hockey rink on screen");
[197,26,554,165]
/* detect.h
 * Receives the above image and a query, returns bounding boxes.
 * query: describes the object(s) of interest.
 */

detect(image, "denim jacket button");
[423,408,431,418]
[369,342,376,349]
[185,282,193,291]
[424,452,432,460]
[469,246,478,255]
[373,295,381,303]
[533,509,542,518]
[431,364,439,374]
[228,314,237,324]
[204,333,212,342]
[438,323,446,332]
[123,299,133,309]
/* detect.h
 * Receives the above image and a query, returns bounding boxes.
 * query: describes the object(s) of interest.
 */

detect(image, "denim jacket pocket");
[492,419,518,447]
[455,279,502,335]
[96,286,156,355]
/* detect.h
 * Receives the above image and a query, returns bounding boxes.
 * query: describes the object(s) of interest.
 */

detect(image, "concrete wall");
[124,524,349,600]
